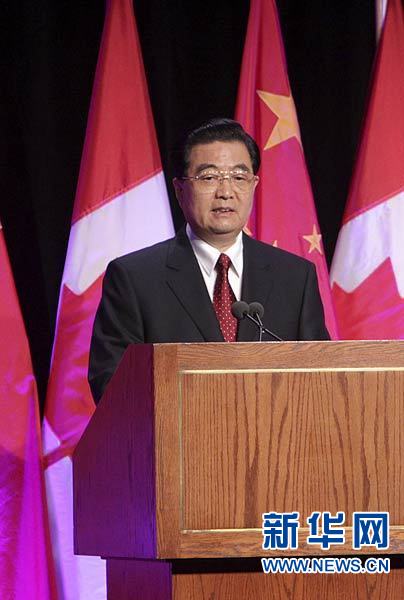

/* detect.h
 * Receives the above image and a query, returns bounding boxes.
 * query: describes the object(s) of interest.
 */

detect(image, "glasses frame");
[179,169,259,192]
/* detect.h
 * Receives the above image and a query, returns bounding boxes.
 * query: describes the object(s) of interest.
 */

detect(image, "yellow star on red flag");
[257,90,302,150]
[303,224,323,254]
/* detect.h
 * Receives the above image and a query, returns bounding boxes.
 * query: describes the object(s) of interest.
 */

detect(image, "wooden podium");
[74,341,404,598]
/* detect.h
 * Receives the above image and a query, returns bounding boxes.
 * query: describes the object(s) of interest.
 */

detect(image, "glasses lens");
[191,171,254,192]
[230,172,251,190]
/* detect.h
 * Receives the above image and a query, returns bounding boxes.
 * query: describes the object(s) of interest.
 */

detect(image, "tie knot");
[217,253,231,273]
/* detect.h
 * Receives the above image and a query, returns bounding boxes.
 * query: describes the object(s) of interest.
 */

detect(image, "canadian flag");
[0,223,56,599]
[235,0,338,338]
[42,0,174,597]
[330,0,404,339]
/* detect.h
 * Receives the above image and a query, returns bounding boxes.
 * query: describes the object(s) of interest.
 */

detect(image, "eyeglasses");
[180,170,258,193]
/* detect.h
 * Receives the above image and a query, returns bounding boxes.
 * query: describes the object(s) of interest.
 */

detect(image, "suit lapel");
[237,234,275,341]
[166,228,224,342]
[165,229,277,343]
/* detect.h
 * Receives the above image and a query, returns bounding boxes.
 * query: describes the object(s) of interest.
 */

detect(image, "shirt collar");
[186,224,243,277]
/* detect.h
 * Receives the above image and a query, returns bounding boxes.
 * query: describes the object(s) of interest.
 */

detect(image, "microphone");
[231,301,283,342]
[231,301,250,320]
[249,302,264,321]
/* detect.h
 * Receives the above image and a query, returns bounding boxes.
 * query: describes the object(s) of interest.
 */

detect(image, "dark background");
[0,1,375,407]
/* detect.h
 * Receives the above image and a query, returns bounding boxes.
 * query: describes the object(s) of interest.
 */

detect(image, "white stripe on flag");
[330,190,404,294]
[64,171,174,294]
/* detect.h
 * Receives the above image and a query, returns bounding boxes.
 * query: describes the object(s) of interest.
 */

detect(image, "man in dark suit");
[89,118,329,403]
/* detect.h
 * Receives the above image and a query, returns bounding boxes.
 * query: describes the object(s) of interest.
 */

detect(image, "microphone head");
[249,302,264,319]
[231,301,249,320]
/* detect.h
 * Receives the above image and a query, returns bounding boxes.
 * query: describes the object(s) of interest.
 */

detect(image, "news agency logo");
[261,511,390,575]
[262,511,389,551]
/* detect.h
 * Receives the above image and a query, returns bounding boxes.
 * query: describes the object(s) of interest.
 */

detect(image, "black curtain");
[0,0,375,408]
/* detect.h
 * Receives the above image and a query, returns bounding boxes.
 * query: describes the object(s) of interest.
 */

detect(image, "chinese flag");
[0,224,56,599]
[235,0,338,339]
[43,0,174,597]
[331,0,404,339]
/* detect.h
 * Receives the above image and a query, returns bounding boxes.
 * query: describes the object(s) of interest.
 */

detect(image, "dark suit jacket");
[89,227,329,403]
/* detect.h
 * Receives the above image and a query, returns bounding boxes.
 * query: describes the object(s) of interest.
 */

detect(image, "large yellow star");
[257,90,302,150]
[303,224,323,254]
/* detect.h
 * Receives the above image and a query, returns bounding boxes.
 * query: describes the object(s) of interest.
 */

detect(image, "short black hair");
[178,118,260,176]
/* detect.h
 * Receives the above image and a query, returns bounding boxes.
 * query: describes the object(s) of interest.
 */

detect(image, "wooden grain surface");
[74,344,157,558]
[173,340,404,370]
[173,569,404,599]
[180,370,403,528]
[153,342,404,559]
[74,342,404,563]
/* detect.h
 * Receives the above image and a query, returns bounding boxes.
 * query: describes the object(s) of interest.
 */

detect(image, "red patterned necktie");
[213,253,237,342]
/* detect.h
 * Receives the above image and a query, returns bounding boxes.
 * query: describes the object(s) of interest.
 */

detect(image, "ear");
[173,177,184,206]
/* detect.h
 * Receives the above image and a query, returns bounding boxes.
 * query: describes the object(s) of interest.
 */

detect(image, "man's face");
[174,140,258,250]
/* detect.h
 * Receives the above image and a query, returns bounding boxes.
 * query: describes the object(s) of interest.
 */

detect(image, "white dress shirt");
[186,224,243,301]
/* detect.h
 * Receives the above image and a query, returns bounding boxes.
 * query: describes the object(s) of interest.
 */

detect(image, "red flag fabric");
[235,0,338,339]
[0,224,56,599]
[43,0,174,596]
[330,0,404,339]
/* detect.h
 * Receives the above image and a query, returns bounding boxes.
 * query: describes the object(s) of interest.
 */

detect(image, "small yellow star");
[303,224,323,254]
[257,90,302,150]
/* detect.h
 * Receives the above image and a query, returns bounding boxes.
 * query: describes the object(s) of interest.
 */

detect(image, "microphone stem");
[255,313,263,342]
[245,314,282,342]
